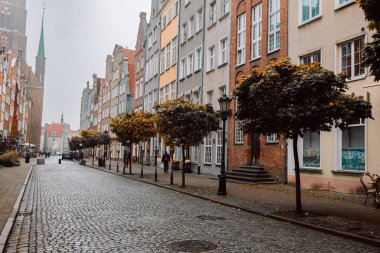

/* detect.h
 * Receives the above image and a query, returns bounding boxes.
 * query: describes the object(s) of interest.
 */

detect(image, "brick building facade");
[228,0,288,180]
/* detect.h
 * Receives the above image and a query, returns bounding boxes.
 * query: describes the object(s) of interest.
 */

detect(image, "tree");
[81,130,104,165]
[68,136,83,151]
[155,99,219,188]
[357,0,380,81]
[235,58,373,214]
[110,111,156,175]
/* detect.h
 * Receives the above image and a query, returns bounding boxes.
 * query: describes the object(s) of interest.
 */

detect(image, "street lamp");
[217,94,232,196]
[170,148,175,185]
[154,147,159,182]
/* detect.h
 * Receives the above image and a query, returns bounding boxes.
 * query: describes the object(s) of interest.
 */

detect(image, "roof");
[37,16,45,58]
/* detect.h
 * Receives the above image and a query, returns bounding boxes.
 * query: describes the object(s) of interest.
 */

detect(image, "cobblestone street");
[4,159,380,252]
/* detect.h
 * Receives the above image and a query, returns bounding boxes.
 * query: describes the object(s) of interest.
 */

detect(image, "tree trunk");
[92,147,95,165]
[182,145,185,188]
[293,136,302,215]
[140,145,144,178]
[129,143,133,175]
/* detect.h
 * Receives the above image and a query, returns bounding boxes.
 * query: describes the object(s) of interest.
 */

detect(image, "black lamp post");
[109,142,112,171]
[141,147,145,178]
[154,147,159,182]
[217,94,232,196]
[170,148,175,185]
[103,130,108,168]
[117,149,120,173]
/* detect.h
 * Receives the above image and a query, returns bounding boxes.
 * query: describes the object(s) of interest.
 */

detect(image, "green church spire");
[37,6,45,58]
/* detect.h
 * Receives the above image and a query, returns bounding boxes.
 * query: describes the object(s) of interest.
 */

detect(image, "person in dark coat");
[162,151,170,173]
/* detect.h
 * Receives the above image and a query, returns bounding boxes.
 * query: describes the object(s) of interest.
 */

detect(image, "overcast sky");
[26,0,151,129]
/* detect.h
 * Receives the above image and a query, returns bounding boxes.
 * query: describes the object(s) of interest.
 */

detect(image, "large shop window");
[342,119,365,171]
[303,131,320,168]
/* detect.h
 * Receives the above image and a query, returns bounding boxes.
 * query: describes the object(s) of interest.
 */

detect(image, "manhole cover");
[196,215,225,221]
[167,240,218,252]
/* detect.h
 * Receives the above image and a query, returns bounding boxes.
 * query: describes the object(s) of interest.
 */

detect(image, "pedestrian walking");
[162,151,170,173]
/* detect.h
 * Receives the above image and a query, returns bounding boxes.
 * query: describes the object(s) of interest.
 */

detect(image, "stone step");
[226,171,271,178]
[226,175,275,183]
[239,165,265,170]
[230,168,267,174]
[226,179,277,185]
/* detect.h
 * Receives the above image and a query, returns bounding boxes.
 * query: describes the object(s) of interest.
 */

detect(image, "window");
[196,8,203,32]
[160,49,165,74]
[301,0,320,23]
[252,3,262,60]
[174,1,179,16]
[208,45,215,71]
[170,82,176,100]
[168,9,172,23]
[209,1,217,26]
[154,52,159,75]
[159,88,164,104]
[235,120,244,144]
[266,133,279,143]
[172,37,178,64]
[164,85,170,101]
[268,0,280,53]
[336,0,354,8]
[180,57,186,79]
[204,133,212,164]
[182,22,187,43]
[216,131,223,165]
[219,86,226,97]
[195,46,202,71]
[219,37,228,65]
[341,37,365,79]
[166,43,171,70]
[185,0,190,6]
[187,53,194,76]
[303,131,320,168]
[135,81,139,100]
[148,33,152,48]
[342,119,365,171]
[153,27,157,44]
[189,16,195,38]
[207,90,213,105]
[153,89,158,105]
[237,13,246,66]
[300,51,321,65]
[162,15,167,29]
[139,79,144,98]
[222,0,230,16]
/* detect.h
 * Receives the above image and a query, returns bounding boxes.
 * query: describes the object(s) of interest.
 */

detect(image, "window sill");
[236,62,245,68]
[218,62,228,69]
[335,1,356,11]
[179,77,185,81]
[186,73,193,77]
[181,41,187,47]
[251,56,261,62]
[219,12,229,22]
[204,163,212,166]
[267,49,280,55]
[346,74,367,83]
[234,142,244,145]
[300,168,322,174]
[195,29,203,36]
[188,35,194,41]
[207,23,217,31]
[298,15,322,28]
[331,170,363,176]
[194,68,201,74]
[206,68,215,74]
[266,141,279,145]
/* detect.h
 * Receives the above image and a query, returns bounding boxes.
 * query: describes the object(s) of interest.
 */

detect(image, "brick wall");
[228,0,288,180]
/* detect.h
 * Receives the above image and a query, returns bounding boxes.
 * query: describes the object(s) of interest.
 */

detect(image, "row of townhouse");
[80,0,379,193]
[80,45,136,159]
[0,48,31,143]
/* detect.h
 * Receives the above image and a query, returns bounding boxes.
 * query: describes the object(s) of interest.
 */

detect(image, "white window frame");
[208,45,215,71]
[268,0,280,53]
[204,133,212,164]
[179,57,186,80]
[166,43,171,70]
[160,49,165,74]
[300,50,321,65]
[335,0,355,9]
[189,16,195,38]
[237,13,246,66]
[299,0,321,24]
[187,52,194,76]
[235,120,244,144]
[196,8,203,32]
[172,37,178,65]
[266,133,279,143]
[209,1,217,26]
[216,131,223,165]
[339,36,366,81]
[219,37,228,66]
[195,46,202,71]
[222,0,230,16]
[181,22,187,43]
[252,3,262,60]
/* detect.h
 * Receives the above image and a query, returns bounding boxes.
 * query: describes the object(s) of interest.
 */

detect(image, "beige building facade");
[287,0,380,193]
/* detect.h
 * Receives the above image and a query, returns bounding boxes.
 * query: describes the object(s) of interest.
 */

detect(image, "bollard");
[59,159,61,164]
[197,165,200,175]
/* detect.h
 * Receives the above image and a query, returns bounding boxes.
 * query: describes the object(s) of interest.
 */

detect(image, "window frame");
[195,45,203,71]
[339,36,366,81]
[219,36,228,66]
[299,0,322,25]
[216,131,223,165]
[235,120,244,144]
[204,133,213,164]
[187,52,194,76]
[268,0,281,53]
[252,3,262,60]
[208,45,216,71]
[209,1,217,26]
[237,13,246,66]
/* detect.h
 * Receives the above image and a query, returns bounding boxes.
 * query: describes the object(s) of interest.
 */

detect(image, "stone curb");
[84,164,380,248]
[0,163,35,253]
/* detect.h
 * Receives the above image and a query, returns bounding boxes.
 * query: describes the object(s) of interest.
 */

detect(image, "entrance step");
[226,165,275,184]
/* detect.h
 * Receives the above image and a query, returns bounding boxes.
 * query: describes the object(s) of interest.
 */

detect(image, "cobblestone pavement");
[5,160,380,252]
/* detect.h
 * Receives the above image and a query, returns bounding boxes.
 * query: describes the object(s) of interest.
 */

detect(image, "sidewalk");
[84,158,380,245]
[0,159,33,232]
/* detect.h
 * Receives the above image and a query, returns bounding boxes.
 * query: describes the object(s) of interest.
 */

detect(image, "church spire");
[61,112,64,124]
[37,4,45,58]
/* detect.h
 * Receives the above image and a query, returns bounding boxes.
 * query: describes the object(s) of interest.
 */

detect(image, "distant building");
[41,114,74,153]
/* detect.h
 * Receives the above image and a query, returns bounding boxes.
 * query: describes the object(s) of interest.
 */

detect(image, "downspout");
[175,0,182,98]
[200,0,206,105]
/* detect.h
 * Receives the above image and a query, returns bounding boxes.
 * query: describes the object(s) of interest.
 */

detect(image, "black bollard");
[59,159,61,164]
